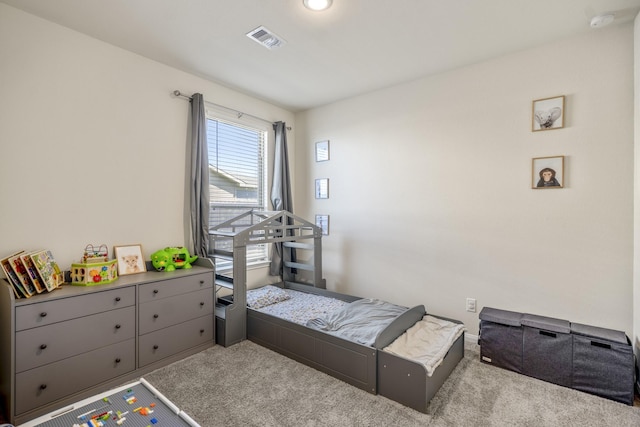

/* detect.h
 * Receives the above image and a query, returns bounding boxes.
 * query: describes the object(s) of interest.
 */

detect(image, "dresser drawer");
[15,338,135,414]
[138,272,213,303]
[139,315,214,367]
[16,286,135,331]
[16,306,135,373]
[139,288,213,334]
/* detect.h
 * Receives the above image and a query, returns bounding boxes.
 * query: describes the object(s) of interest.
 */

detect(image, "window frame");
[205,104,270,271]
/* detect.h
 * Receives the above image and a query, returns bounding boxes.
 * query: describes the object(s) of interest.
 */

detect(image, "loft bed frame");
[209,210,324,347]
[210,210,465,413]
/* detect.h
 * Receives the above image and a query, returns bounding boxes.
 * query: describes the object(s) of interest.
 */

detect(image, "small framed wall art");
[315,140,330,162]
[532,95,565,131]
[532,156,564,189]
[315,178,329,199]
[315,214,330,235]
[114,244,147,275]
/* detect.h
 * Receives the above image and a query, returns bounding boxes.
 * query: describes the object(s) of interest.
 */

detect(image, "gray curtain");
[189,93,210,258]
[270,121,294,276]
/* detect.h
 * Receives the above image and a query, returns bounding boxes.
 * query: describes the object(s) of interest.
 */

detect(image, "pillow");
[246,285,291,309]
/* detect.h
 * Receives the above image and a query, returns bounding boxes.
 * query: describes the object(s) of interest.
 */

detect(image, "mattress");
[249,286,407,346]
[383,315,466,376]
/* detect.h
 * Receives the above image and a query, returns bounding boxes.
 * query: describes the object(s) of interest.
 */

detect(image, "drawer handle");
[591,341,611,350]
[115,324,121,329]
[40,312,47,318]
[539,330,557,338]
[40,344,47,350]
[115,358,121,363]
[200,302,205,307]
[115,297,121,302]
[40,384,47,390]
[153,345,159,350]
[153,314,159,319]
[200,329,205,334]
[153,289,159,294]
[200,280,204,284]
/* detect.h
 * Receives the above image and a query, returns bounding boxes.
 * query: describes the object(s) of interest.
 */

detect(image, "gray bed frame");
[209,210,464,413]
[247,281,465,413]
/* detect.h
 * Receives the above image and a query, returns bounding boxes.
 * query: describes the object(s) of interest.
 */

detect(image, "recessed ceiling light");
[303,0,333,12]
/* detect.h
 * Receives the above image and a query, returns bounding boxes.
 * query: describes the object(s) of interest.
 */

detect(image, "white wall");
[295,25,635,338]
[0,3,293,286]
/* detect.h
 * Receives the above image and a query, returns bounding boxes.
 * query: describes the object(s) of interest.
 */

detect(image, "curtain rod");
[173,90,291,130]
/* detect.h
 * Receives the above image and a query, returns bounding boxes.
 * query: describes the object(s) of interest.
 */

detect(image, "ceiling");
[3,0,640,112]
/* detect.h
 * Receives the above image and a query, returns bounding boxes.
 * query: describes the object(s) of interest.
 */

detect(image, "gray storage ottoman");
[479,307,524,373]
[521,314,572,387]
[570,323,635,405]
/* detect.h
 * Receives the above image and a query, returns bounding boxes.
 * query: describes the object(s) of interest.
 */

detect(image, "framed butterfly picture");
[532,95,565,131]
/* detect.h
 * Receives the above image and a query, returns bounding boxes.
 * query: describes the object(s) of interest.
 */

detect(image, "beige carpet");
[143,340,640,426]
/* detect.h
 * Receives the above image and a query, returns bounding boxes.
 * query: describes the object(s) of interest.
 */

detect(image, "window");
[206,105,269,270]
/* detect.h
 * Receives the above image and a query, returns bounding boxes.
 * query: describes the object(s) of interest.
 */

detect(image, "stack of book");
[0,249,64,298]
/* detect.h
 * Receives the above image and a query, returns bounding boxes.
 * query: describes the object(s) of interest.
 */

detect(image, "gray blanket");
[306,298,407,346]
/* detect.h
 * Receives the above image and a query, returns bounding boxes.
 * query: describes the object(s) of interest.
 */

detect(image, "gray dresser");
[0,259,214,425]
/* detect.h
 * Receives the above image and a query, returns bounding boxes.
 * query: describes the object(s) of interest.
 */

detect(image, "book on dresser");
[29,249,64,291]
[8,253,38,297]
[0,251,27,298]
[20,251,48,293]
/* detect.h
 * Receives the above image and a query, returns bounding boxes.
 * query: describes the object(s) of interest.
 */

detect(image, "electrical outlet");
[466,298,476,312]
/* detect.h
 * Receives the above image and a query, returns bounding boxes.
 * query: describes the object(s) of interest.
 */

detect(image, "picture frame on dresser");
[114,244,147,275]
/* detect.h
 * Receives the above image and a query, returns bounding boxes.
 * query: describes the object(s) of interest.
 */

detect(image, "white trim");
[465,332,479,345]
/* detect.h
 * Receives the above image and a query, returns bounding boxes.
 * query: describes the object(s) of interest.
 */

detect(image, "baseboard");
[465,333,479,346]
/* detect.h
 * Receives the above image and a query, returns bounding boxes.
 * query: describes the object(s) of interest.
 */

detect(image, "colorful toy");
[150,247,198,272]
[82,244,109,263]
[71,244,118,286]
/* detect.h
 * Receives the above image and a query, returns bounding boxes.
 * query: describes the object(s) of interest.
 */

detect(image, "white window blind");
[206,106,268,270]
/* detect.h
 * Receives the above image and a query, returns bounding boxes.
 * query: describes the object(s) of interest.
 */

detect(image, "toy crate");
[571,322,634,405]
[70,259,118,286]
[479,307,524,373]
[521,314,572,387]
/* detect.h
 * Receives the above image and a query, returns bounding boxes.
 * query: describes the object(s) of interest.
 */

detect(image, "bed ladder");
[209,210,324,347]
[211,245,248,348]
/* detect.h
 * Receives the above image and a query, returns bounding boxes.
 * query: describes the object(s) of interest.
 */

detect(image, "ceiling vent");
[246,26,286,50]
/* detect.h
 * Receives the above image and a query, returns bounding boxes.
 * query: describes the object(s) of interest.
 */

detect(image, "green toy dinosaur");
[151,246,198,272]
